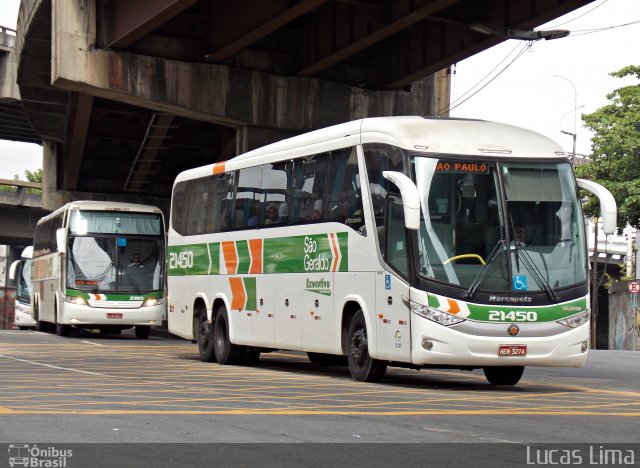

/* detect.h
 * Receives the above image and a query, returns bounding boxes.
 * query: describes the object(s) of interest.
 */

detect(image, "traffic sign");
[628,281,640,294]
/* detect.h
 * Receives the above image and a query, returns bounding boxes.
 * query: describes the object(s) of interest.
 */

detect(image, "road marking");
[0,354,112,377]
[81,341,106,346]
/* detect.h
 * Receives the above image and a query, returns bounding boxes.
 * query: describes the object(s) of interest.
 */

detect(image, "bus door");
[375,194,411,361]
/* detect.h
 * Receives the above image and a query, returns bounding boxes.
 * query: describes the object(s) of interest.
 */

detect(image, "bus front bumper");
[411,316,590,368]
[61,303,164,327]
[14,303,36,328]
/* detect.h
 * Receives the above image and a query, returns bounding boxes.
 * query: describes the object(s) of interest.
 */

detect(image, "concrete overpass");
[0,0,593,212]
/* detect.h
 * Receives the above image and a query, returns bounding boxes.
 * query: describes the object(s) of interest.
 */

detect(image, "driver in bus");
[128,253,146,268]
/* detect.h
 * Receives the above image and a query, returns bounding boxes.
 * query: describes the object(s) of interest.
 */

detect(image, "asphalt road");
[0,329,638,467]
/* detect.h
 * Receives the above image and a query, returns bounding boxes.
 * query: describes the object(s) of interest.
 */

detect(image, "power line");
[568,19,640,37]
[437,42,531,116]
[547,0,610,28]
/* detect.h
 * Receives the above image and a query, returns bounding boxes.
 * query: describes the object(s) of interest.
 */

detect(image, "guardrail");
[0,26,16,50]
[0,178,42,206]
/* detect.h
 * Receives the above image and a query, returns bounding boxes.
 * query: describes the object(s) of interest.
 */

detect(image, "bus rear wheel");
[197,312,215,362]
[34,306,47,332]
[347,310,387,382]
[213,305,245,365]
[483,366,524,385]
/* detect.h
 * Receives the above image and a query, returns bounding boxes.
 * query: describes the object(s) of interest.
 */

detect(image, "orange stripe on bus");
[212,162,226,175]
[447,299,460,315]
[222,241,238,274]
[248,238,263,274]
[229,277,246,310]
[329,233,339,272]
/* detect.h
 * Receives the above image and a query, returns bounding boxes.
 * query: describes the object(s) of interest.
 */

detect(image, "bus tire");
[483,366,524,385]
[54,308,71,337]
[34,304,47,332]
[213,305,245,365]
[347,310,387,382]
[135,326,151,339]
[197,312,215,362]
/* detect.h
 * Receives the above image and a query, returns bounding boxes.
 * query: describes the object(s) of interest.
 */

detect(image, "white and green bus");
[9,246,35,329]
[32,201,166,338]
[167,116,616,385]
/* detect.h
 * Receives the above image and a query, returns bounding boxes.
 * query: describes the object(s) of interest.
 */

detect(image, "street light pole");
[553,75,578,159]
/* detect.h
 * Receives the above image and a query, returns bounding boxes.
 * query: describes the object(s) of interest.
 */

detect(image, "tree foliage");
[575,65,640,229]
[0,168,43,194]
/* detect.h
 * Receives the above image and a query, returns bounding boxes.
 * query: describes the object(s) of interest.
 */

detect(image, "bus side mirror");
[56,228,68,254]
[9,260,19,280]
[576,178,617,235]
[382,171,420,230]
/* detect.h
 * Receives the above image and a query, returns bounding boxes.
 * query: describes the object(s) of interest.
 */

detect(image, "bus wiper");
[464,239,505,300]
[120,268,141,295]
[92,262,114,294]
[512,243,557,302]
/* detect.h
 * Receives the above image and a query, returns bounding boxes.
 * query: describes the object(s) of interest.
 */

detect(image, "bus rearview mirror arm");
[576,178,617,235]
[382,171,420,230]
[56,228,68,255]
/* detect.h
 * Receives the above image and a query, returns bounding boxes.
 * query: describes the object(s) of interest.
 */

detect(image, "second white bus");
[32,200,166,338]
[9,246,35,329]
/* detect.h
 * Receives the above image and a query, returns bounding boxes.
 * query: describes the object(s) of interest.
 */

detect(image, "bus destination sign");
[436,161,489,174]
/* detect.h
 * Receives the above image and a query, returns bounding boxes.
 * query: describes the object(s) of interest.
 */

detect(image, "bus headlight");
[410,300,464,326]
[143,298,164,307]
[65,296,87,306]
[557,310,590,328]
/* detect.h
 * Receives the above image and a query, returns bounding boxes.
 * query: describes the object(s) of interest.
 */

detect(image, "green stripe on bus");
[466,298,587,322]
[168,243,210,275]
[243,277,257,311]
[208,242,220,275]
[236,240,251,274]
[168,232,349,276]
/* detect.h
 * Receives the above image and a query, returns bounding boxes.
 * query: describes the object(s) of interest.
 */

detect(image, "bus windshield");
[67,210,164,293]
[413,157,587,293]
[17,257,31,303]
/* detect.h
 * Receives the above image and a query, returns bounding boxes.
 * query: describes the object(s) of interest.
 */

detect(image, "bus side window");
[385,194,409,278]
[326,147,364,233]
[290,154,327,224]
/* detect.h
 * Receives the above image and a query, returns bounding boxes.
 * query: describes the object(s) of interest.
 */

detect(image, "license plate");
[106,313,123,319]
[498,344,527,356]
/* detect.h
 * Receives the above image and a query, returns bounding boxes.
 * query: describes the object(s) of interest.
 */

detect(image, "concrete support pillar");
[41,140,67,211]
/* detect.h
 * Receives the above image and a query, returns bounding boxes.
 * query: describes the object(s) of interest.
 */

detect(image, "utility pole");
[591,217,599,348]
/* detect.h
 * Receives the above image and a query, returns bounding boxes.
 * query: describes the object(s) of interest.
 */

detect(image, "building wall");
[608,281,640,350]
[0,245,17,329]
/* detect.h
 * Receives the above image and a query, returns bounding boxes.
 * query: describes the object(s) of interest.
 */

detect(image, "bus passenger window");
[290,154,327,224]
[326,147,364,233]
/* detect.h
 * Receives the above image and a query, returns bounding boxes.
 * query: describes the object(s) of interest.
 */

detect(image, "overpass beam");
[52,0,442,136]
[103,0,199,49]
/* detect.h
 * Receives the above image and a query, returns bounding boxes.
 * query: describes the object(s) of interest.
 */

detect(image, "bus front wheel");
[347,310,387,382]
[135,326,150,339]
[213,305,245,365]
[483,366,524,385]
[197,312,215,362]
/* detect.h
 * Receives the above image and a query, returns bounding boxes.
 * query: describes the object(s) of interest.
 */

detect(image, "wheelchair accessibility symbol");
[512,275,528,291]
